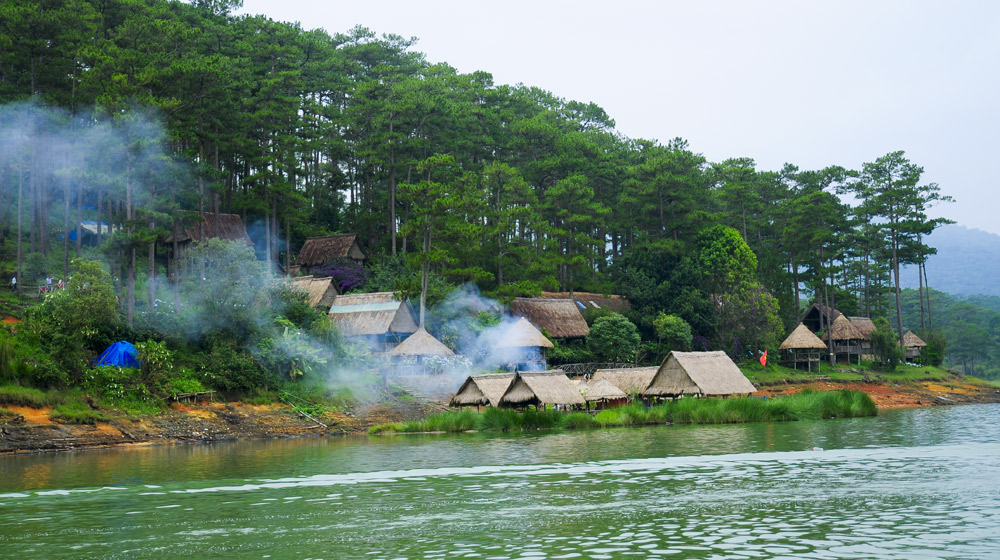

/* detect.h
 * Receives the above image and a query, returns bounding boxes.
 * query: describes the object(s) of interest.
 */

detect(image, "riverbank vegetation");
[369,390,878,434]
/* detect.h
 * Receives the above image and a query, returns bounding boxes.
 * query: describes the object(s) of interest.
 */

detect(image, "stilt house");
[779,323,827,372]
[903,330,927,360]
[591,366,658,397]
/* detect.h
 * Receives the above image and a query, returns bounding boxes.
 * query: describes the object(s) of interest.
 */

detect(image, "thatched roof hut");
[165,212,254,246]
[290,276,339,308]
[800,302,843,333]
[328,292,418,339]
[849,317,877,340]
[645,351,757,398]
[903,330,927,349]
[582,378,627,403]
[780,323,827,350]
[823,315,866,341]
[509,297,590,338]
[499,370,586,408]
[449,373,515,407]
[592,366,658,395]
[540,291,631,313]
[297,234,366,266]
[388,328,454,357]
[497,317,554,349]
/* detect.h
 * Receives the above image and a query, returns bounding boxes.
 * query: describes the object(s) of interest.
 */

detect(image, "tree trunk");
[419,228,430,329]
[16,155,23,295]
[923,263,933,330]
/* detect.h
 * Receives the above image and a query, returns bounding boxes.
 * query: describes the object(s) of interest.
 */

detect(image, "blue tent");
[94,341,140,368]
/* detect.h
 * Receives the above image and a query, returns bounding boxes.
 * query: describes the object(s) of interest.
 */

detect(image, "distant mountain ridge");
[900,224,1000,297]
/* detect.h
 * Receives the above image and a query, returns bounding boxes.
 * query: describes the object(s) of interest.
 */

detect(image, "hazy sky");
[239,0,1000,235]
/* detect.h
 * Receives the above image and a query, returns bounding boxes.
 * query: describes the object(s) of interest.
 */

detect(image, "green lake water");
[1,404,999,559]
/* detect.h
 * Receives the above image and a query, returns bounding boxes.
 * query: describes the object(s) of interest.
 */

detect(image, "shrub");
[587,314,641,363]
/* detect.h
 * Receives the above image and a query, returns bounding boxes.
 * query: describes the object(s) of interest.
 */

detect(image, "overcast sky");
[240,0,1000,235]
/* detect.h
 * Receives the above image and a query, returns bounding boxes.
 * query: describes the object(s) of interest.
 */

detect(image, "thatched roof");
[496,317,554,349]
[290,276,339,308]
[645,351,757,397]
[449,373,515,407]
[165,212,253,245]
[800,302,843,333]
[780,323,828,350]
[328,292,418,337]
[592,366,658,395]
[388,328,454,357]
[500,370,586,407]
[540,291,631,313]
[823,315,867,341]
[903,330,927,348]
[509,298,590,338]
[849,317,877,340]
[582,378,627,402]
[296,234,366,266]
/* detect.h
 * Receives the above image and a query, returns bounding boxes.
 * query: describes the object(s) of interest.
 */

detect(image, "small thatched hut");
[328,292,418,351]
[449,373,515,409]
[800,302,843,333]
[903,330,927,360]
[496,317,553,371]
[591,366,658,396]
[499,370,586,409]
[509,297,590,339]
[779,323,827,372]
[850,317,877,356]
[823,315,867,364]
[296,234,366,268]
[388,328,454,358]
[290,276,339,309]
[165,212,254,269]
[645,351,756,398]
[540,291,631,314]
[582,378,628,409]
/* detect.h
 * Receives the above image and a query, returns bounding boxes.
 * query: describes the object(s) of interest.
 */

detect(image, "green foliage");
[24,259,122,377]
[51,399,107,425]
[921,330,947,367]
[870,318,905,371]
[84,366,151,405]
[200,339,277,396]
[546,339,593,365]
[0,384,61,407]
[653,313,692,353]
[587,313,641,363]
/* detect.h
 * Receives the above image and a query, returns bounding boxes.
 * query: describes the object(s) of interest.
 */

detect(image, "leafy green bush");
[587,314,641,363]
[200,340,278,396]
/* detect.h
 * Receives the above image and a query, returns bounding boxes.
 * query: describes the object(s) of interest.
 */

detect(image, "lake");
[1,404,998,559]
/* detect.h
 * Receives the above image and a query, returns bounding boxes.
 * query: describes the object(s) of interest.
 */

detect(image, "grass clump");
[373,390,878,435]
[51,399,107,425]
[0,384,61,407]
[563,412,597,429]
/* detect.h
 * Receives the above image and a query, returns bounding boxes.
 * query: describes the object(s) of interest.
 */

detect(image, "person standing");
[9,276,15,292]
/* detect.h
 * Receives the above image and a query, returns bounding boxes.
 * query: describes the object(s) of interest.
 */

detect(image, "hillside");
[901,224,1000,297]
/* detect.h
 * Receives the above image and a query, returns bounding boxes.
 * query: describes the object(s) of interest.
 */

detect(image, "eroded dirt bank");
[2,377,998,454]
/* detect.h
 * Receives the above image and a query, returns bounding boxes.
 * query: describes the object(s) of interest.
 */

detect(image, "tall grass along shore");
[370,389,877,434]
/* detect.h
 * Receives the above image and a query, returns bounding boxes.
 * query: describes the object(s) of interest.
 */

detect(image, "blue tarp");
[94,341,140,368]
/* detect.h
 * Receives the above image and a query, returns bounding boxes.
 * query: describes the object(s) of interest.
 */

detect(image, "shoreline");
[1,378,998,455]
